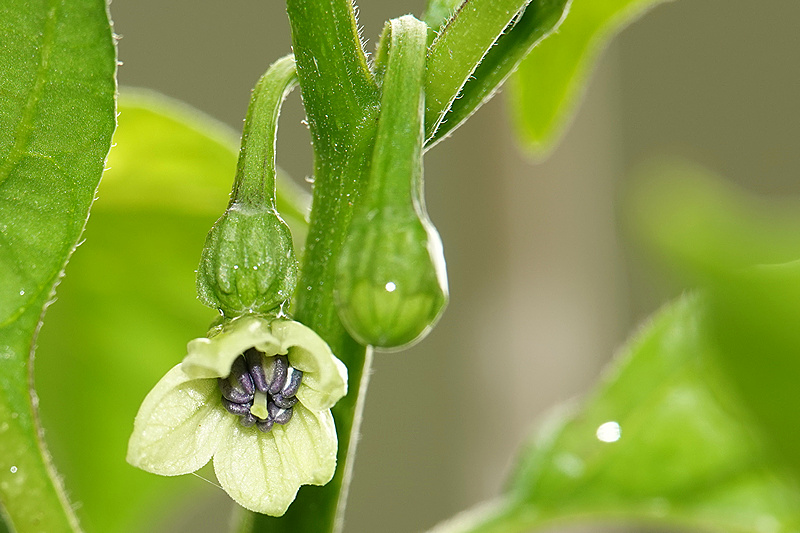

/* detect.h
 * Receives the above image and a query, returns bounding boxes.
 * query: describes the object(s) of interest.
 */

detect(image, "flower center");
[218,348,303,432]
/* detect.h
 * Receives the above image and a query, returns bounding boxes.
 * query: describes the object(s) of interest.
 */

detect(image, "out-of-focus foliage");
[35,92,308,532]
[508,295,800,532]
[432,295,800,533]
[0,0,116,530]
[627,161,800,491]
[510,0,673,155]
[432,162,800,533]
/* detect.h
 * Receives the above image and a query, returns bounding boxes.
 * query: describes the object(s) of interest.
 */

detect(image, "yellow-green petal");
[213,403,337,515]
[270,319,348,411]
[127,365,233,475]
[182,315,279,378]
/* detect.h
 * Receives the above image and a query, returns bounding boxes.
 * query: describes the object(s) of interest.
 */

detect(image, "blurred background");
[39,1,800,532]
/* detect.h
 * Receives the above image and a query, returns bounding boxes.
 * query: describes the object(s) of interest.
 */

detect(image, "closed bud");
[195,56,300,317]
[336,205,447,350]
[197,205,297,316]
[335,16,448,350]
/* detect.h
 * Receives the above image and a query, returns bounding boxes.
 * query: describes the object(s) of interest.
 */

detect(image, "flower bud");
[336,205,447,350]
[335,16,448,350]
[195,56,299,317]
[197,205,297,316]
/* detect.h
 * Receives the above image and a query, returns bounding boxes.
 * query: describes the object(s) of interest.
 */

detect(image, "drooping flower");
[127,315,347,516]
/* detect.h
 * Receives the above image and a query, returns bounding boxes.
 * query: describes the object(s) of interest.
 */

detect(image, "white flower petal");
[213,403,338,516]
[127,364,232,475]
[183,316,280,378]
[270,319,348,410]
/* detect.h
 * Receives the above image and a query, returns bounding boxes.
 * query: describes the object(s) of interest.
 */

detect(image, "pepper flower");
[127,315,348,515]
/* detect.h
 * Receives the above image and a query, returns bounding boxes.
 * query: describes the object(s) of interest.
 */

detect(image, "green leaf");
[425,0,570,148]
[422,0,463,31]
[510,0,673,155]
[430,296,800,533]
[425,0,532,140]
[625,161,800,281]
[35,91,310,532]
[0,0,116,530]
[625,161,800,493]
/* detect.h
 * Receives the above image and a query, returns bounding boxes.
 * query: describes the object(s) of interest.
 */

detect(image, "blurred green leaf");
[626,161,800,280]
[510,0,672,155]
[105,90,310,234]
[431,296,800,533]
[626,161,800,496]
[0,0,116,530]
[35,91,309,532]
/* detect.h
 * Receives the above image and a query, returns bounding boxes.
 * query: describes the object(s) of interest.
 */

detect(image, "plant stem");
[231,56,297,208]
[248,0,379,531]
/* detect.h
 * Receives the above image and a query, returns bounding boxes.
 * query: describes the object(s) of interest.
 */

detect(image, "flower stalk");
[335,15,448,350]
[196,56,299,317]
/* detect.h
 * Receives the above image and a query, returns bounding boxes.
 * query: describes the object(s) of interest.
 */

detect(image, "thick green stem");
[247,0,379,531]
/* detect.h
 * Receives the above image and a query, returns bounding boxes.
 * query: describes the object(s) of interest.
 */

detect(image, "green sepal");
[195,56,299,317]
[196,205,298,316]
[335,16,448,350]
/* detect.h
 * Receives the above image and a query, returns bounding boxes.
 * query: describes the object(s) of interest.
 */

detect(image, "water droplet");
[252,265,258,270]
[19,289,25,296]
[9,466,17,474]
[233,265,239,270]
[10,412,18,419]
[304,175,315,184]
[384,282,396,292]
[596,421,621,443]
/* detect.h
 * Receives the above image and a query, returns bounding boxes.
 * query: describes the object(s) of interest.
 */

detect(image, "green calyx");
[196,56,300,317]
[197,205,297,316]
[335,16,448,350]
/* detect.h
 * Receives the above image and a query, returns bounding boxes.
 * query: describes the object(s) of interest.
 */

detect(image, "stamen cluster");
[218,348,303,432]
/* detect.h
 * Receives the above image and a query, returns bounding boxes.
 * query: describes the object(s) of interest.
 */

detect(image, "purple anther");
[281,367,303,398]
[256,418,274,433]
[221,397,253,416]
[266,356,289,396]
[272,393,299,409]
[268,402,293,425]
[218,378,252,404]
[218,357,255,403]
[244,348,269,393]
[231,356,255,394]
[239,412,256,427]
